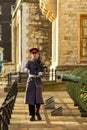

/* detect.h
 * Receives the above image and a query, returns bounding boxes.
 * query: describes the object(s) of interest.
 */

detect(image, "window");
[0,5,2,15]
[0,25,2,41]
[80,15,87,61]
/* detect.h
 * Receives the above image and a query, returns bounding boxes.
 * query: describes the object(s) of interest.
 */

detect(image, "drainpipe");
[20,5,22,72]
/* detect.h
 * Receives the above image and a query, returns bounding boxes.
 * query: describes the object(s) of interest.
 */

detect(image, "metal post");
[8,74,9,85]
[55,69,56,81]
[52,68,53,81]
[8,73,12,85]
[0,115,1,130]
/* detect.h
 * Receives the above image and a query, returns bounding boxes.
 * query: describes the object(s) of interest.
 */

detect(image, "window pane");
[0,35,1,41]
[0,25,1,33]
[83,19,87,27]
[82,48,87,56]
[82,38,87,56]
[82,39,87,47]
[81,16,87,57]
[0,5,1,15]
[83,27,87,36]
[0,25,2,41]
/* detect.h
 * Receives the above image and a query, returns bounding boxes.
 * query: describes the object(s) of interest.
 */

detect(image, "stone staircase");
[8,91,87,130]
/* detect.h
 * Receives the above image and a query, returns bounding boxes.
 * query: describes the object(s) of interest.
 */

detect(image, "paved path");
[9,91,87,130]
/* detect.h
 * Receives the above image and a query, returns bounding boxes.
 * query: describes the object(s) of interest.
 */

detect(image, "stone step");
[15,97,74,103]
[10,118,87,125]
[11,112,84,121]
[11,110,80,119]
[16,91,69,97]
[9,125,67,130]
[14,101,75,106]
[12,109,80,114]
[5,82,66,92]
[9,120,87,130]
[13,106,78,111]
[8,91,87,130]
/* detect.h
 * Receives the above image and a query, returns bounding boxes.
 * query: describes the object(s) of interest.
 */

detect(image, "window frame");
[79,14,87,62]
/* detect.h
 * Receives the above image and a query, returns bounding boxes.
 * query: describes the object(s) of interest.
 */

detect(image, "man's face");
[31,53,39,60]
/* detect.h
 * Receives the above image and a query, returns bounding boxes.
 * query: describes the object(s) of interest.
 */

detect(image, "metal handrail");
[0,81,18,130]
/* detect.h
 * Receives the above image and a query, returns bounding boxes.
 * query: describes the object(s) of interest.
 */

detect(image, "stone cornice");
[22,0,39,3]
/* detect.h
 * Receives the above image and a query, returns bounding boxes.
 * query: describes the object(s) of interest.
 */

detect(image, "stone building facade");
[11,0,87,72]
[40,0,87,66]
[12,0,52,71]
[58,0,87,65]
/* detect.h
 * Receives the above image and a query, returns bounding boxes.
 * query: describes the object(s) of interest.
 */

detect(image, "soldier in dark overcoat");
[23,48,44,121]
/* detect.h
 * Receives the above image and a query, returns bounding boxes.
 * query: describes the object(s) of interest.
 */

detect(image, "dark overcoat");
[24,59,44,105]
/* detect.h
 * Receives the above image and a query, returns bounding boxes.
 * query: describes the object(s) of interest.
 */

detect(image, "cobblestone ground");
[9,91,87,130]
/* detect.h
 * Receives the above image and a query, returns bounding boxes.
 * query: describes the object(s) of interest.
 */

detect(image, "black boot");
[30,116,35,121]
[36,112,42,120]
[29,105,35,121]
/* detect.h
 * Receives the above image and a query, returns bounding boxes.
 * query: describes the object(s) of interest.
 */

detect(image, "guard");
[23,48,44,121]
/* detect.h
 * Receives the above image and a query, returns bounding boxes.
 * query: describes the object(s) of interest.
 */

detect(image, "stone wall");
[59,0,87,65]
[26,1,52,67]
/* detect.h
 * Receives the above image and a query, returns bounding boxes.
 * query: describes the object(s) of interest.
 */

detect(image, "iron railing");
[7,69,56,85]
[0,81,18,130]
